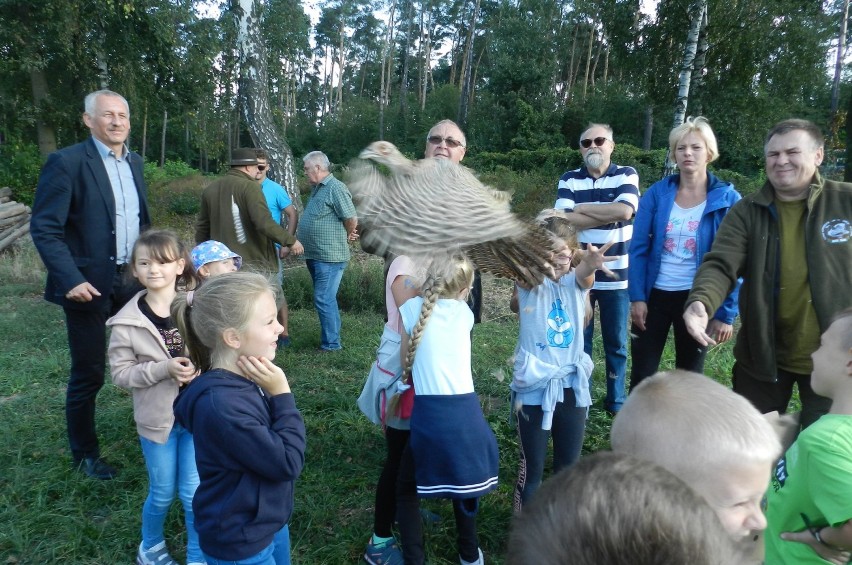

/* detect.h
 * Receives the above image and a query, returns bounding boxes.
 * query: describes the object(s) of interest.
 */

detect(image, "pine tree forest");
[1,0,850,195]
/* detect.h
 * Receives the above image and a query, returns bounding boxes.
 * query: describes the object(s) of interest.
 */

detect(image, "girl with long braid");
[394,253,498,565]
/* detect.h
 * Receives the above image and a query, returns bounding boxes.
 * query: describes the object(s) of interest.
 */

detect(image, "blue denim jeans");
[139,424,202,563]
[306,259,347,350]
[583,288,629,412]
[204,525,290,565]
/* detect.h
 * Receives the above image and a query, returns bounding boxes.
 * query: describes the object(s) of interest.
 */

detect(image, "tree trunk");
[185,116,191,163]
[234,0,301,209]
[672,0,706,129]
[831,0,850,117]
[29,68,57,156]
[379,1,397,140]
[643,105,653,151]
[582,26,593,100]
[142,101,148,162]
[689,6,709,117]
[666,0,707,176]
[399,0,415,116]
[845,91,852,182]
[565,24,578,103]
[160,109,168,167]
[457,0,480,129]
[337,22,345,112]
[589,35,603,89]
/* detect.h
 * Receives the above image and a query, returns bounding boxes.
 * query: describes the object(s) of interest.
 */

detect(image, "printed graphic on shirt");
[771,455,788,492]
[822,218,851,244]
[663,213,701,259]
[546,299,574,348]
[160,327,184,358]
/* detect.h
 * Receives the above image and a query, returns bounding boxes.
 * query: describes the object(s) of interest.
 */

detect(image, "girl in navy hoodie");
[173,272,306,565]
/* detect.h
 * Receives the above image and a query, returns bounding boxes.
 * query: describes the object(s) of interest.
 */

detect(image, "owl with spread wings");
[348,140,561,288]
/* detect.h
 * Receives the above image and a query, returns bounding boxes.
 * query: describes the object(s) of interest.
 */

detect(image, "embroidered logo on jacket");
[822,218,851,244]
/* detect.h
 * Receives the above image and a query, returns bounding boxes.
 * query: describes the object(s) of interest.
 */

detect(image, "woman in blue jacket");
[628,117,741,391]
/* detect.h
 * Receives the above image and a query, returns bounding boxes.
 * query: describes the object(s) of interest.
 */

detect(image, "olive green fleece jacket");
[195,169,297,271]
[687,173,852,382]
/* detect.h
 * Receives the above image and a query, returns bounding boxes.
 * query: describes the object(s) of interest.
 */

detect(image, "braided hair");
[402,253,475,382]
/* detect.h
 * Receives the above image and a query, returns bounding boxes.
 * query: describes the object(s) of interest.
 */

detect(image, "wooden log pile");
[0,187,32,254]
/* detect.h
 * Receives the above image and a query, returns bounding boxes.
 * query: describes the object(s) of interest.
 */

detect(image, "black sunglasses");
[257,165,267,171]
[427,135,465,149]
[580,137,610,149]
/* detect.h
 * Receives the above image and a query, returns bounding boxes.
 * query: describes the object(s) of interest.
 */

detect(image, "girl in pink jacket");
[107,229,202,565]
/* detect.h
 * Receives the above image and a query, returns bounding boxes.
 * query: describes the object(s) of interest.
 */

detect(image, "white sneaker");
[460,547,484,565]
[136,541,178,565]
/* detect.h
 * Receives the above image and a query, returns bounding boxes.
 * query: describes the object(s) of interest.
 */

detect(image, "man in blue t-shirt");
[256,150,299,347]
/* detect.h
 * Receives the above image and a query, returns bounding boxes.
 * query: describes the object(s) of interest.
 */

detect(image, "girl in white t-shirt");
[395,253,498,565]
[510,210,615,510]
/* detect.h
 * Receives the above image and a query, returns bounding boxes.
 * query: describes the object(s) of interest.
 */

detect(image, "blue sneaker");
[364,539,403,565]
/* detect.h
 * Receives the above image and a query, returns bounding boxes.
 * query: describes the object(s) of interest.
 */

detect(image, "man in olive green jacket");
[684,119,852,428]
[196,148,304,270]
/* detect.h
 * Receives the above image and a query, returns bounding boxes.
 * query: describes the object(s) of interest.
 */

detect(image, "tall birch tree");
[234,0,301,207]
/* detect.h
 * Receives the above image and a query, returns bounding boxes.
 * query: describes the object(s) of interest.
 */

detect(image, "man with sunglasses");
[422,120,484,323]
[196,147,303,277]
[555,124,640,415]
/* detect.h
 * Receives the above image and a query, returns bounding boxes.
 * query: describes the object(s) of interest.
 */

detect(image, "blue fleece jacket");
[173,368,306,561]
[628,172,742,324]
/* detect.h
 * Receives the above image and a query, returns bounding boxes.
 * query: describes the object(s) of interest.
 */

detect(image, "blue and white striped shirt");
[555,164,640,290]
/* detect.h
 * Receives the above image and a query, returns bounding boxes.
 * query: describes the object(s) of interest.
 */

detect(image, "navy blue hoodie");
[173,368,306,561]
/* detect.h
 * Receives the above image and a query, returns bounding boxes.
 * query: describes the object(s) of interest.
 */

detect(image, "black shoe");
[74,457,117,480]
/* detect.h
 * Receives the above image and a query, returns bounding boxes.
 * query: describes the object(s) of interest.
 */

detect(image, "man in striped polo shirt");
[555,123,640,415]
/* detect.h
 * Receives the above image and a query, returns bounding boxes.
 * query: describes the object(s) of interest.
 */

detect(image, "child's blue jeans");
[139,424,203,563]
[203,525,291,565]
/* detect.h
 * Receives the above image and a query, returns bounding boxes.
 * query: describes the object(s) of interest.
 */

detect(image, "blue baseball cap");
[191,240,243,271]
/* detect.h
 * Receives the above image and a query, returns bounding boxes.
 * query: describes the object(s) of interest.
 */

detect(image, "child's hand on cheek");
[237,355,291,396]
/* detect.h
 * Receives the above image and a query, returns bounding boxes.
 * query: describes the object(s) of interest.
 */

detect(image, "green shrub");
[144,159,200,186]
[712,167,765,197]
[282,256,385,314]
[0,140,43,205]
[168,191,200,216]
[469,144,670,190]
[147,173,207,229]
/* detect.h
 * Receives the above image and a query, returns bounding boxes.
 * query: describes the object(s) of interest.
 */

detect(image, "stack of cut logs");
[0,187,32,254]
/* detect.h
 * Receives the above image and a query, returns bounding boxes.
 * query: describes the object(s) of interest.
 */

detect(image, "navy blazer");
[30,137,150,311]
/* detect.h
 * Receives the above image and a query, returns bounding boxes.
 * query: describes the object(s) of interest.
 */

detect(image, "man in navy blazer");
[30,90,150,479]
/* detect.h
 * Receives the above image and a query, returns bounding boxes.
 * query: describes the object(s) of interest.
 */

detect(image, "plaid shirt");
[297,173,356,262]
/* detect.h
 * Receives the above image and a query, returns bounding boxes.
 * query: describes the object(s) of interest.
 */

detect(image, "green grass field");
[0,238,741,564]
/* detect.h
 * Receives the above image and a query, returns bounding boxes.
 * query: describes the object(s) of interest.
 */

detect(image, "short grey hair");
[580,123,614,143]
[84,90,130,117]
[302,151,330,171]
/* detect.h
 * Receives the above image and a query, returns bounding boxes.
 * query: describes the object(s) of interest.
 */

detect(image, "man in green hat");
[196,148,303,271]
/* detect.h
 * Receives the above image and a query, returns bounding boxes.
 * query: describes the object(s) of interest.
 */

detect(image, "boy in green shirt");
[764,308,852,564]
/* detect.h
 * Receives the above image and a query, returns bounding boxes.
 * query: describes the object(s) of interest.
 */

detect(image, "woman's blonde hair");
[401,253,474,382]
[171,272,279,372]
[669,116,719,164]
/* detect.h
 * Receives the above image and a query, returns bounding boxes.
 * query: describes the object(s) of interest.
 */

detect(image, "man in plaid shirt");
[297,151,358,352]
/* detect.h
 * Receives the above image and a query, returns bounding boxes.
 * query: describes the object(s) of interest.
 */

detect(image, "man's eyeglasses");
[427,135,465,149]
[257,165,267,171]
[580,137,610,149]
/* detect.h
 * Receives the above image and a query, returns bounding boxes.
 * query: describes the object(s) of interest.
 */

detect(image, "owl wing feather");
[350,141,558,285]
